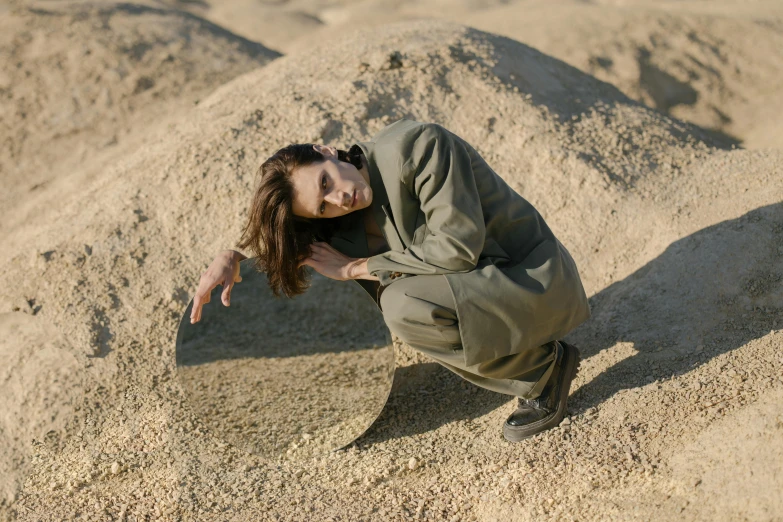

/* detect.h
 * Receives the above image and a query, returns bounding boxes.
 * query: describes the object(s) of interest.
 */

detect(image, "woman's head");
[237,143,373,297]
[289,145,373,219]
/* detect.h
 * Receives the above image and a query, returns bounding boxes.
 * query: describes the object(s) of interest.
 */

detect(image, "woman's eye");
[319,174,327,214]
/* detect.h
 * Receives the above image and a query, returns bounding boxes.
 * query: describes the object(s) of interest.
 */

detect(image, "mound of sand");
[226,0,783,150]
[461,3,783,149]
[0,15,781,522]
[0,0,279,236]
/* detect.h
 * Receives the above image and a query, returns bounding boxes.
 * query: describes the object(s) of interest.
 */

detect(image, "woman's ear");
[313,144,338,158]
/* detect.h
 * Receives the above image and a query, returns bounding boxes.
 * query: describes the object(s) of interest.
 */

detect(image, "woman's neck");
[362,205,384,238]
[358,153,370,186]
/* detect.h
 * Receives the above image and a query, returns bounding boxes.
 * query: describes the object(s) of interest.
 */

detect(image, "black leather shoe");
[502,341,581,442]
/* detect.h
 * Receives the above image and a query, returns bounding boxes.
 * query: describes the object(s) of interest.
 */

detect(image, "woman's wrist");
[347,258,379,281]
[225,250,247,262]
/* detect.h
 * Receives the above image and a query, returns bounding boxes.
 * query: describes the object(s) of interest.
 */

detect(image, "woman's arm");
[347,258,379,281]
[365,123,486,285]
[229,250,248,263]
[299,244,379,281]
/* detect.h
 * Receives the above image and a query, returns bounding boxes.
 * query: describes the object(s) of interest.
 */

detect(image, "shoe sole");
[502,341,582,442]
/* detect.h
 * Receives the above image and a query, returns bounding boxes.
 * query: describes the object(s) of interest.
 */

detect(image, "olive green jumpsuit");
[329,119,590,398]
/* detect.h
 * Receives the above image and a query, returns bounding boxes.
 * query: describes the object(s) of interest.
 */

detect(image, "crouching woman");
[192,118,591,442]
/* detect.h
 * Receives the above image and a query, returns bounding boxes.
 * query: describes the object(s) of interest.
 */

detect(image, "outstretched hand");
[299,242,359,281]
[190,250,243,324]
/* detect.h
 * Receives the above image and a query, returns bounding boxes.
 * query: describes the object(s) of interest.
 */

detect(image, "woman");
[191,118,591,442]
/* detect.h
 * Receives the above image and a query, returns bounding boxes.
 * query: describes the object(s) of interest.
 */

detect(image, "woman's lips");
[351,189,357,208]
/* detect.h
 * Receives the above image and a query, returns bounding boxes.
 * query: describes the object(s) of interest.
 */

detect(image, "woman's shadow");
[568,202,782,410]
[362,202,782,443]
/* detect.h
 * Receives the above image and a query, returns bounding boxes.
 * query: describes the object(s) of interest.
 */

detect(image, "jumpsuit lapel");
[360,142,406,252]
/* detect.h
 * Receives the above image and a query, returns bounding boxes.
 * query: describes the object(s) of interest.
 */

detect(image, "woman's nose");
[326,191,350,207]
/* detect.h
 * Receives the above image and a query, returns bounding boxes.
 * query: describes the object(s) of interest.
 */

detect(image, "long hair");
[236,144,363,297]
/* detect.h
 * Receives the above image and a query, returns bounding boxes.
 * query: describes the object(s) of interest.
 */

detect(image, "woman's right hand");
[190,250,245,324]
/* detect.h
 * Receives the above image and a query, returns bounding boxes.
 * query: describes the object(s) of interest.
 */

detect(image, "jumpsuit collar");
[349,142,390,228]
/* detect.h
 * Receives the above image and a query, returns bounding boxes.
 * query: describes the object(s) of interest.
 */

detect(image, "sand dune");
[1,2,781,521]
[461,3,783,149]
[0,0,279,237]
[180,0,783,149]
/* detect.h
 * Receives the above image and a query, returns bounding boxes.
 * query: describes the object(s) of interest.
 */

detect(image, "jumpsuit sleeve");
[365,123,486,286]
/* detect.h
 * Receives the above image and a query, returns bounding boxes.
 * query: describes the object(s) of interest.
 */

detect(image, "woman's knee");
[379,280,409,328]
[379,277,460,345]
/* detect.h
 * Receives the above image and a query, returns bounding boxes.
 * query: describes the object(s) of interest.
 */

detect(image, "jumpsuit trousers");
[377,274,559,399]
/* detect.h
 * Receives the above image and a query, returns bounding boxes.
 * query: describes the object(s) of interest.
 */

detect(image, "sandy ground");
[0,0,781,521]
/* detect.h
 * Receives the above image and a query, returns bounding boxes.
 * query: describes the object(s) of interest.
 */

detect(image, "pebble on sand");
[408,458,418,470]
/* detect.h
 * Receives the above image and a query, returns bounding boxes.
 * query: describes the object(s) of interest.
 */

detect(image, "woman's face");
[290,145,373,219]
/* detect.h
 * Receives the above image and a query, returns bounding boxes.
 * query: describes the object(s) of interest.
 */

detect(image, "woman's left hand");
[298,242,359,281]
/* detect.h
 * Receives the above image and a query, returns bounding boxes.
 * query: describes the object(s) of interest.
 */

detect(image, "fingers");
[311,242,344,259]
[310,242,333,253]
[190,280,213,323]
[299,257,328,276]
[191,255,244,323]
[190,296,201,324]
[191,293,209,323]
[221,280,233,306]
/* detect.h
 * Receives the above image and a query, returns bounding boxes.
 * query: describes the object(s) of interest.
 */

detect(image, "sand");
[0,0,781,520]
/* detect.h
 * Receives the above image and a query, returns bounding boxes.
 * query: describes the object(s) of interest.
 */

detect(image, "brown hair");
[236,144,363,297]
